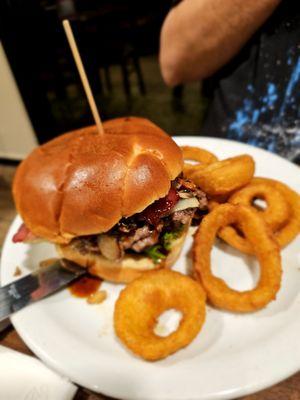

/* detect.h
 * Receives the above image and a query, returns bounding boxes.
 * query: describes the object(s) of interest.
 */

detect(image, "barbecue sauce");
[69,275,102,298]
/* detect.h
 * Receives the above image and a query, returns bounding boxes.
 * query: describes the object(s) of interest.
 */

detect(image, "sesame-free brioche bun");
[57,227,188,283]
[13,117,183,244]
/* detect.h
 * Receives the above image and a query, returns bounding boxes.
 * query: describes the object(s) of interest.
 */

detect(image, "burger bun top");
[13,117,183,243]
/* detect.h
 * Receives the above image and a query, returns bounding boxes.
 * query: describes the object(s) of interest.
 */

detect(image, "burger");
[12,117,207,283]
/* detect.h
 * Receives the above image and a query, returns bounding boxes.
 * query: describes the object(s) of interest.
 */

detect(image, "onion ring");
[181,146,218,164]
[188,155,255,196]
[193,203,282,312]
[217,224,254,255]
[229,182,290,231]
[208,194,231,209]
[181,146,218,176]
[253,178,300,247]
[114,270,206,361]
[218,178,300,254]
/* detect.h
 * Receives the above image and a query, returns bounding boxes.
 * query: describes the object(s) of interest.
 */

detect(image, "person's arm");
[159,0,281,86]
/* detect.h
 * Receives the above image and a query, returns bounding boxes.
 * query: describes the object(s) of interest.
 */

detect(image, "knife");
[0,259,85,322]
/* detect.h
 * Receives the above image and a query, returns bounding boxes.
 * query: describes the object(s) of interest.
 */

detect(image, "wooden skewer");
[62,19,104,136]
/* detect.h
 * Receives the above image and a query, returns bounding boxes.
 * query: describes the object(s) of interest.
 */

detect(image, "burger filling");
[69,177,207,264]
[13,177,208,264]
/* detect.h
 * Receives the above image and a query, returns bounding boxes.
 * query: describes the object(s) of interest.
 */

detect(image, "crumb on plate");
[13,266,22,277]
[87,290,107,305]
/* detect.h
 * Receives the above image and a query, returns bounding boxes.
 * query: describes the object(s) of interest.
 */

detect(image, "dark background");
[1,0,206,143]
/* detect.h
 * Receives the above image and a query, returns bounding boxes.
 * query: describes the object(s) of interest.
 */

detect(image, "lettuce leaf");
[162,225,184,251]
[144,225,184,263]
[144,245,166,264]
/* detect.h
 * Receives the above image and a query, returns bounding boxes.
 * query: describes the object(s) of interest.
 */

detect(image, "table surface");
[1,163,300,400]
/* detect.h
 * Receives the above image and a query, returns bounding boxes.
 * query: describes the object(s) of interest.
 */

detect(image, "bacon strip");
[12,223,39,243]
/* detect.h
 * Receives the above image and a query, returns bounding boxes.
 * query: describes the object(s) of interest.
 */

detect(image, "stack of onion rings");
[114,270,206,361]
[193,203,282,312]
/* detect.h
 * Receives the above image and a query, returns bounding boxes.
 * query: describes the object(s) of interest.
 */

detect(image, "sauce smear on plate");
[69,275,102,298]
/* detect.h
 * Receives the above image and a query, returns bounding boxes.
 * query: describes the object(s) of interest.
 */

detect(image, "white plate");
[1,137,300,400]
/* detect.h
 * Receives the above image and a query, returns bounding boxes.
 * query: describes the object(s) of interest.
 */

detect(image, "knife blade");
[0,259,85,322]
